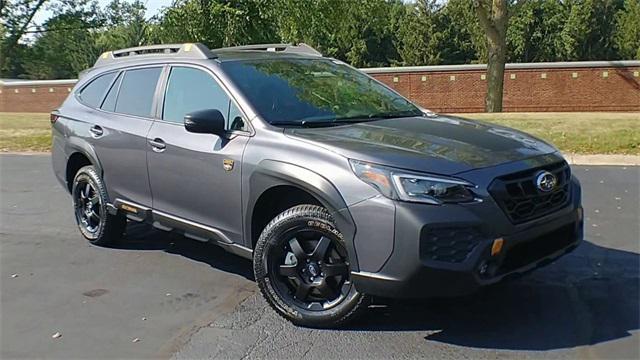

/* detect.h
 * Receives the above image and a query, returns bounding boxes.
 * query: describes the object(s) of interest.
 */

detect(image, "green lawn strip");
[450,112,639,155]
[0,113,51,152]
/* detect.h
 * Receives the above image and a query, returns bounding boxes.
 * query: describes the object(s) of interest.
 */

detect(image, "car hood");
[284,115,558,175]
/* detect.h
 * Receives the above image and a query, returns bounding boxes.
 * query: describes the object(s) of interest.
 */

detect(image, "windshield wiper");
[269,121,306,127]
[269,118,369,128]
[365,110,423,119]
[269,111,422,128]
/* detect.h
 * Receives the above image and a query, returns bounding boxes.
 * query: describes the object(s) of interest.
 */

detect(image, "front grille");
[489,161,572,224]
[420,227,482,263]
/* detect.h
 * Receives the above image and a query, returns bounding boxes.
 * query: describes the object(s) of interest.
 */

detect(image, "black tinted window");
[79,72,117,108]
[101,72,122,112]
[163,67,232,125]
[115,67,162,117]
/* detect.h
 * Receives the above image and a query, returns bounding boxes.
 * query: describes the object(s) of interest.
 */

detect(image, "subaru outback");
[52,43,583,328]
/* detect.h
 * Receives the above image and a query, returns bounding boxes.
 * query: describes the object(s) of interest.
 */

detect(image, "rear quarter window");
[78,72,117,108]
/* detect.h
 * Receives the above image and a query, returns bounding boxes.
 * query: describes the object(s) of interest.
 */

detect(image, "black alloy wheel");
[74,180,101,234]
[272,230,351,311]
[71,165,126,245]
[254,205,369,328]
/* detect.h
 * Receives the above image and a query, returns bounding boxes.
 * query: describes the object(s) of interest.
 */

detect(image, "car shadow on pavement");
[102,224,638,351]
[346,240,639,351]
[102,222,255,281]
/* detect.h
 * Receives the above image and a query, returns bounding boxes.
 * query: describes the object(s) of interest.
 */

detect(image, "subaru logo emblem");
[535,171,557,192]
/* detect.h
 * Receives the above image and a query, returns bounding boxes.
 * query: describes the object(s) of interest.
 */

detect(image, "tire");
[254,204,369,328]
[71,165,126,246]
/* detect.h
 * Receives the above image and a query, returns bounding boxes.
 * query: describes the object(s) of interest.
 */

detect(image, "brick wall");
[0,80,76,113]
[1,61,639,113]
[365,61,640,113]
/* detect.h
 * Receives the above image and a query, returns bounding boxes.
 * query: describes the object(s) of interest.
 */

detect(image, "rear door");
[146,65,252,244]
[90,66,163,207]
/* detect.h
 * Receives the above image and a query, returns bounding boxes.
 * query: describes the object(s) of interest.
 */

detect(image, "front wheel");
[253,205,369,328]
[71,165,126,246]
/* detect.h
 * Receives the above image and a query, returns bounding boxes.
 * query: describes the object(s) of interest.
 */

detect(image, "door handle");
[149,138,166,152]
[89,125,103,138]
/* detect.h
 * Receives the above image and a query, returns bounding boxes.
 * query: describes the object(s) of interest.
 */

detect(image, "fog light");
[491,238,504,256]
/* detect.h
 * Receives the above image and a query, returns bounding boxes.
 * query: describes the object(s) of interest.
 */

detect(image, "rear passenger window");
[100,72,122,112]
[78,72,117,108]
[115,67,162,117]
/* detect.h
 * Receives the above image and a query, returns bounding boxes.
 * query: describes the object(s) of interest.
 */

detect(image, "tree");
[272,0,341,57]
[507,0,567,62]
[614,0,640,60]
[333,0,403,67]
[157,0,279,49]
[1,0,48,50]
[559,0,624,61]
[3,0,639,80]
[397,0,442,66]
[1,0,49,75]
[474,0,508,112]
[438,0,485,64]
[96,0,149,51]
[274,0,403,67]
[22,11,100,78]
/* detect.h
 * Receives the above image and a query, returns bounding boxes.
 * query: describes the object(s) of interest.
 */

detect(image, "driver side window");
[162,66,248,132]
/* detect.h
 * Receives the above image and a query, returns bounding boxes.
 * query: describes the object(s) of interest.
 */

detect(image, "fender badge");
[223,159,234,171]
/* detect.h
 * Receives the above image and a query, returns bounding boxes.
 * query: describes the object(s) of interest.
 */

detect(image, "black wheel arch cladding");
[247,160,360,272]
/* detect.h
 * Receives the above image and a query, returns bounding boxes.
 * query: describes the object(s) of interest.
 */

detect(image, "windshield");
[220,58,422,126]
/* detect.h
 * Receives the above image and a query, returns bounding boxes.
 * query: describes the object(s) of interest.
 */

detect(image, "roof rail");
[94,43,214,67]
[212,43,322,57]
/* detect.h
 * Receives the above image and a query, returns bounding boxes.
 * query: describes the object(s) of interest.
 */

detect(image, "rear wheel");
[72,165,126,245]
[254,205,369,328]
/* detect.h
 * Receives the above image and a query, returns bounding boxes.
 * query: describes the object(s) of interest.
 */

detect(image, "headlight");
[350,160,476,205]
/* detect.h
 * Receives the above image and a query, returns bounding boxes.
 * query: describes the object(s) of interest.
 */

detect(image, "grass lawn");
[451,112,639,155]
[0,111,638,154]
[0,113,51,152]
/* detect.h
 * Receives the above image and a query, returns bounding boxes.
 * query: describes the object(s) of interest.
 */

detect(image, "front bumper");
[350,174,583,298]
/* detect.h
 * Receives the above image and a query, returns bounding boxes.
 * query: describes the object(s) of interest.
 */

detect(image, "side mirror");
[184,109,225,135]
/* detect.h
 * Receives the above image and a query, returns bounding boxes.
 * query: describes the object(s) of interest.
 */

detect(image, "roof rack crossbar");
[94,43,214,67]
[212,43,322,57]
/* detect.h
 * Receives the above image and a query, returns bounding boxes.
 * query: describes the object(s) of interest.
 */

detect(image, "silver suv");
[52,43,583,328]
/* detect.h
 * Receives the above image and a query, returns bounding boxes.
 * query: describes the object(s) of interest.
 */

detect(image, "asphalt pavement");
[1,154,638,359]
[0,155,255,359]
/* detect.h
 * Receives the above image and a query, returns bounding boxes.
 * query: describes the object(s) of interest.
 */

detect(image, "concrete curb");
[564,154,640,166]
[1,152,639,166]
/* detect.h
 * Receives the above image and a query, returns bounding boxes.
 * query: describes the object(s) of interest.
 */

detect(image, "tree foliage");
[2,0,638,79]
[614,0,640,59]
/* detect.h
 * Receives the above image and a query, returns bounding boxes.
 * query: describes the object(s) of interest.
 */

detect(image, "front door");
[146,65,251,244]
